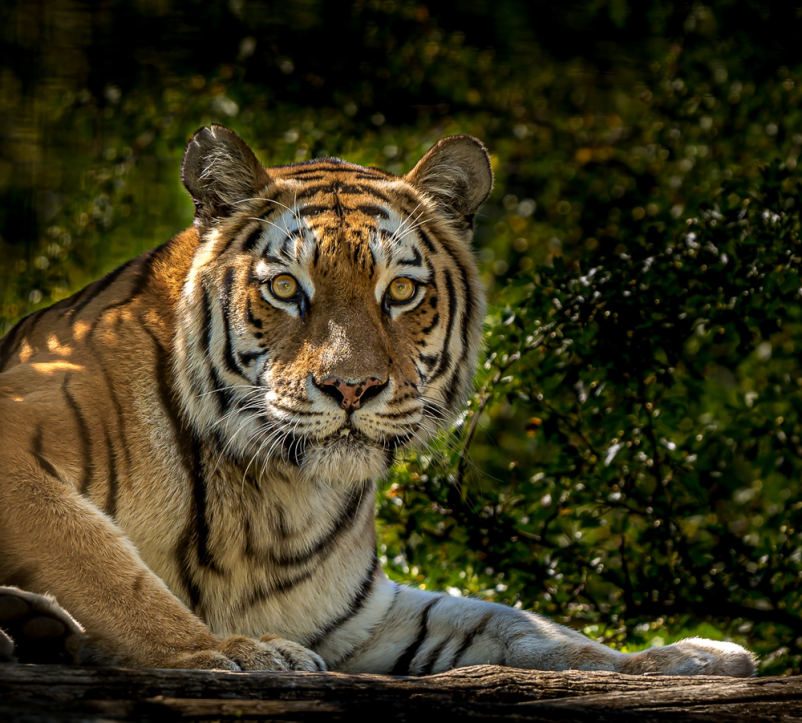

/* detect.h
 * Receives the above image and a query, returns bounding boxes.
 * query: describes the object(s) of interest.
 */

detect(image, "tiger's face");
[175,126,492,485]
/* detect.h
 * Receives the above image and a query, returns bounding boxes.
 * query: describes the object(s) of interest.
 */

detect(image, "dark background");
[2,0,802,674]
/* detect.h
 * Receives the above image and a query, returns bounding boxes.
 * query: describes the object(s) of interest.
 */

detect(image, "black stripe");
[344,184,391,203]
[65,259,136,317]
[295,185,331,201]
[420,352,439,369]
[175,537,203,614]
[62,376,94,494]
[354,172,391,181]
[395,192,425,213]
[0,309,46,371]
[428,271,456,384]
[432,240,478,410]
[391,595,444,675]
[356,204,389,219]
[399,247,423,267]
[103,426,119,518]
[242,566,316,608]
[174,431,220,614]
[140,326,183,446]
[97,358,132,472]
[423,401,447,423]
[298,204,331,217]
[269,403,316,417]
[246,297,263,329]
[242,226,264,252]
[219,267,248,378]
[201,283,230,414]
[376,407,419,420]
[421,312,440,335]
[237,349,264,366]
[141,325,206,610]
[286,164,348,175]
[189,434,218,572]
[305,553,379,650]
[239,487,373,610]
[441,244,477,376]
[262,253,285,265]
[417,227,438,255]
[449,612,493,670]
[31,425,61,481]
[264,485,370,567]
[442,364,466,410]
[332,582,402,670]
[96,249,159,316]
[418,637,449,676]
[0,322,24,371]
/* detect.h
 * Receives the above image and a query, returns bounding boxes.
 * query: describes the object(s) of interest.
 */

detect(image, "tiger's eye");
[271,274,299,300]
[388,277,416,303]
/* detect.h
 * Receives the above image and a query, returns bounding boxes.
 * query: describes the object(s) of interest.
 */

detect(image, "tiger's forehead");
[245,171,432,278]
[270,157,394,186]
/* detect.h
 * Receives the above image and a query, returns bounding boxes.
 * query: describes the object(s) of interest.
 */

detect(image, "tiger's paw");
[624,637,756,677]
[167,635,326,672]
[0,586,85,664]
[255,633,327,672]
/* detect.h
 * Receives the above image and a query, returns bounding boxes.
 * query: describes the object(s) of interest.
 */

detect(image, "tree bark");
[1,663,800,722]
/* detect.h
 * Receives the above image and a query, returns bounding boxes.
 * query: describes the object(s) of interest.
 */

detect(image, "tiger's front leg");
[333,582,755,677]
[0,411,325,672]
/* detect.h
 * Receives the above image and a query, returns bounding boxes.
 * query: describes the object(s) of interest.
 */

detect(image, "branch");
[1,664,801,722]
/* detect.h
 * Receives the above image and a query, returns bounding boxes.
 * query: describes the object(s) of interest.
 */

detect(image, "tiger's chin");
[293,430,398,486]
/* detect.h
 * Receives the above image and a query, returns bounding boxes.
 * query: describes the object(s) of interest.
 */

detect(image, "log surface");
[1,663,801,722]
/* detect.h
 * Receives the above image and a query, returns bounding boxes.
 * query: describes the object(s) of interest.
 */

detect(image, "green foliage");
[2,0,801,675]
[381,165,802,674]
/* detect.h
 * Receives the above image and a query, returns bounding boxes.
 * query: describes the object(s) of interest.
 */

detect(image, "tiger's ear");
[404,135,493,222]
[181,125,271,226]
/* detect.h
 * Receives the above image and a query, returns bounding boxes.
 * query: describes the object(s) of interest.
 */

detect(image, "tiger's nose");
[319,376,388,411]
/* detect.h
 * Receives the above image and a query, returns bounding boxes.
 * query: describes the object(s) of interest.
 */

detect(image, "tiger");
[0,125,755,676]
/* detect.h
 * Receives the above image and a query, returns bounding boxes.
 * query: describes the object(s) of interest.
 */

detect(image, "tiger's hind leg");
[0,586,85,664]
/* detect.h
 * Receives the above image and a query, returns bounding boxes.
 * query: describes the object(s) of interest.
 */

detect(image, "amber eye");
[271,274,299,300]
[387,277,417,304]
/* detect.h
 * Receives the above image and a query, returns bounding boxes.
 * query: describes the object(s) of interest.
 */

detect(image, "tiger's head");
[174,125,492,485]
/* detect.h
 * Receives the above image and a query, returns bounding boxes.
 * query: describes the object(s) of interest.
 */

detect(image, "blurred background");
[2,0,802,674]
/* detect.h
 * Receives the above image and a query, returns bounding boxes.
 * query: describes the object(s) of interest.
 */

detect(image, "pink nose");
[319,376,387,410]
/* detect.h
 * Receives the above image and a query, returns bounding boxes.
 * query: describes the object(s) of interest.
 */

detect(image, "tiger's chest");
[119,445,377,646]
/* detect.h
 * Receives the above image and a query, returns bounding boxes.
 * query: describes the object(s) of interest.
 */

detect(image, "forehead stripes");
[242,196,434,277]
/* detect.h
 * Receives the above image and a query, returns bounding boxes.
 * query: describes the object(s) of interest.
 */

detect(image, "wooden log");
[1,663,800,722]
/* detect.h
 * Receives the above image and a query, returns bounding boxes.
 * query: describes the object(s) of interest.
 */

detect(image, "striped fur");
[0,126,754,676]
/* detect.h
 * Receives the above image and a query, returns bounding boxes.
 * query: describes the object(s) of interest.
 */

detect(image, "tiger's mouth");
[279,426,413,468]
[327,426,413,450]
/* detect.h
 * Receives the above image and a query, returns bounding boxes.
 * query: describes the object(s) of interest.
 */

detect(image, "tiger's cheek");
[388,290,440,387]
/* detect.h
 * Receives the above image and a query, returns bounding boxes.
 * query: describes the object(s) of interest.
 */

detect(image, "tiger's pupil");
[389,278,415,302]
[272,274,298,299]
